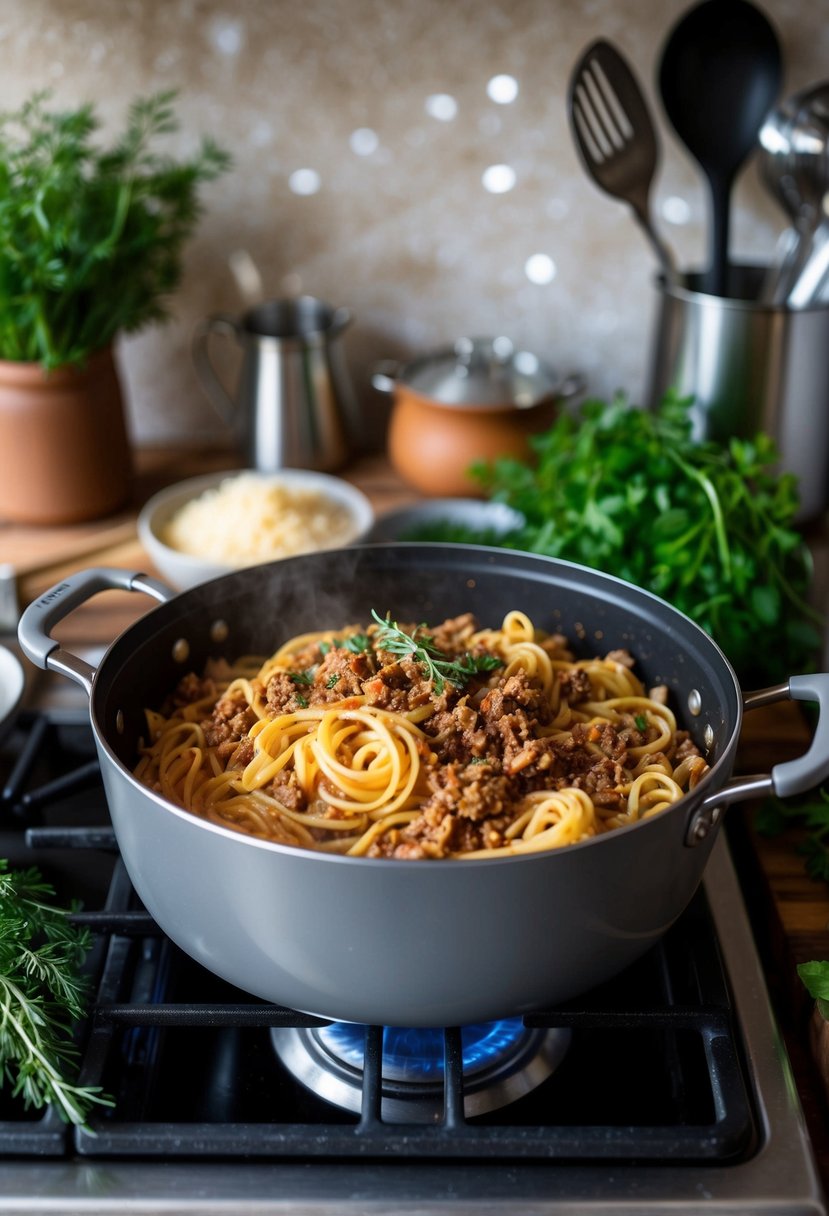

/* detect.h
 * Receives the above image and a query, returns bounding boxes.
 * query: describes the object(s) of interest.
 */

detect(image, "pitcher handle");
[192,314,242,428]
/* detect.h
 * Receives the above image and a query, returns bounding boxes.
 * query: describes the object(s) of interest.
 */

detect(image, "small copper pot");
[373,337,584,497]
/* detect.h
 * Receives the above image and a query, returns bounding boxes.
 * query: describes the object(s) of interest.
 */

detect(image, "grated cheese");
[161,473,358,566]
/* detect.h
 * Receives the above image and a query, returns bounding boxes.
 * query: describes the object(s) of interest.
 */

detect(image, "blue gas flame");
[318,1019,526,1081]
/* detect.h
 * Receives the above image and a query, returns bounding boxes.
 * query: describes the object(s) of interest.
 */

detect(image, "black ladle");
[658,0,782,296]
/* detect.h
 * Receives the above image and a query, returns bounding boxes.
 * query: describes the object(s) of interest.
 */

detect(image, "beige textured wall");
[0,0,826,449]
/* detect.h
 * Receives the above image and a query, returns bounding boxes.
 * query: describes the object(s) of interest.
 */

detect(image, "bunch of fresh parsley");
[0,860,110,1125]
[414,392,820,687]
[0,90,229,368]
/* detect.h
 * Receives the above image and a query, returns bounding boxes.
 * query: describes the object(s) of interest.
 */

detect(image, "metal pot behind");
[372,339,584,497]
[18,546,829,1026]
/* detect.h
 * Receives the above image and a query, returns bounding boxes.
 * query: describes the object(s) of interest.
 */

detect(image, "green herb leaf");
[750,584,781,626]
[335,633,372,654]
[289,671,314,686]
[754,798,792,837]
[798,960,829,1001]
[0,860,112,1126]
[0,90,230,368]
[799,835,829,884]
[370,610,502,694]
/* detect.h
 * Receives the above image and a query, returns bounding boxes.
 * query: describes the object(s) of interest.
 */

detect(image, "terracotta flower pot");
[0,346,132,525]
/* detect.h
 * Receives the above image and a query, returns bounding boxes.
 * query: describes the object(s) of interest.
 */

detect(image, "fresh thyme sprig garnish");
[0,860,112,1126]
[338,633,372,654]
[370,610,501,694]
[320,634,372,656]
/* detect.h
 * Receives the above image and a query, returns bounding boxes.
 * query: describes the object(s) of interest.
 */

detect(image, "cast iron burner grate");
[270,1018,573,1122]
[0,713,758,1165]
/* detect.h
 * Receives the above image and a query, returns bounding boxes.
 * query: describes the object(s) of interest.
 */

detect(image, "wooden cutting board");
[1,447,418,641]
[0,448,239,604]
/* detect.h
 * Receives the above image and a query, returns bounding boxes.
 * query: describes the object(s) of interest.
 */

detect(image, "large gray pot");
[18,545,829,1027]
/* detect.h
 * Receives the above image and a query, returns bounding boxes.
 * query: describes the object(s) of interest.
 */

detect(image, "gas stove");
[0,681,825,1215]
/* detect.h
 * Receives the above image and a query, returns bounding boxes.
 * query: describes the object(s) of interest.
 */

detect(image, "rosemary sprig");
[370,610,501,694]
[0,860,112,1126]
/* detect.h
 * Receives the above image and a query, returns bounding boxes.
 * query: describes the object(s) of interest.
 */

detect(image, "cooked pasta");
[133,610,709,859]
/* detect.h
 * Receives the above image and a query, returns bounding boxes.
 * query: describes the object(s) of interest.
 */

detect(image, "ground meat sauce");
[160,614,705,861]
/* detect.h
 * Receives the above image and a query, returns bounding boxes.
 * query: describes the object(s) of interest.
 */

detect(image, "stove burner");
[324,1019,530,1080]
[272,1019,571,1122]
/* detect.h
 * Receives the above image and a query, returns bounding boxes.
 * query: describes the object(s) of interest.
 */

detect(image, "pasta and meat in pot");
[133,610,710,859]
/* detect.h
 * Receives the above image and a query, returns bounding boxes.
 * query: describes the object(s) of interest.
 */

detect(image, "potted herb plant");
[0,90,229,524]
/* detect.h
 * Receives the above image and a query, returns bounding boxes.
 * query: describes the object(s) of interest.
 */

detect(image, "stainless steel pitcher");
[192,296,356,472]
[647,264,829,521]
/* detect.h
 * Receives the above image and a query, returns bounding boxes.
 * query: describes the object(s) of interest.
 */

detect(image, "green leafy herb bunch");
[0,89,230,369]
[459,391,820,686]
[0,859,111,1126]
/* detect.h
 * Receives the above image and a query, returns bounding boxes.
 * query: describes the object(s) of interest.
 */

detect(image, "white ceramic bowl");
[0,645,25,744]
[138,468,375,591]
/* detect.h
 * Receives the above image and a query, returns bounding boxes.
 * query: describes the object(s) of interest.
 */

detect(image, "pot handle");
[686,674,829,846]
[17,567,174,698]
[191,313,242,427]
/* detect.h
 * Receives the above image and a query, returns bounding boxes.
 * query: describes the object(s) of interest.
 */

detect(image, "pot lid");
[402,337,563,409]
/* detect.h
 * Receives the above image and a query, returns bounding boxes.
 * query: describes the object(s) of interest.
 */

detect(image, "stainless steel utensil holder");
[647,264,829,521]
